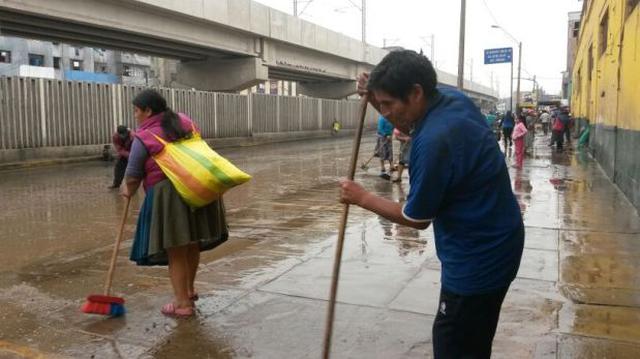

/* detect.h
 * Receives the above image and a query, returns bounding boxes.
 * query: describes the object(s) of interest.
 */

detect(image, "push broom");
[81,197,131,316]
[322,95,369,358]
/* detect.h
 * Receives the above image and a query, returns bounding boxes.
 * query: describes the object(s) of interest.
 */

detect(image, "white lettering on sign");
[276,59,327,74]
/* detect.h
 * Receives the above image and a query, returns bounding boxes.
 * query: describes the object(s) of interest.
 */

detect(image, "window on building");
[627,0,640,18]
[28,54,45,66]
[123,65,131,77]
[0,50,10,63]
[53,57,61,69]
[94,62,108,73]
[75,47,81,57]
[572,21,580,38]
[599,10,609,56]
[71,60,82,71]
[576,67,582,95]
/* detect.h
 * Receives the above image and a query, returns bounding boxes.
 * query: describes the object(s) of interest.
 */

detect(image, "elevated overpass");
[0,0,497,103]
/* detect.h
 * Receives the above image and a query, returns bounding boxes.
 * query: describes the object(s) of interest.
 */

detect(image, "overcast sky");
[254,0,583,97]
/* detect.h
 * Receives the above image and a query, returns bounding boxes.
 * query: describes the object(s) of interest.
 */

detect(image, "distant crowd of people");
[483,106,584,168]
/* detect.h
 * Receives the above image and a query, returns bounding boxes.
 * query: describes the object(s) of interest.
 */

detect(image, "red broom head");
[86,294,125,305]
[82,295,126,316]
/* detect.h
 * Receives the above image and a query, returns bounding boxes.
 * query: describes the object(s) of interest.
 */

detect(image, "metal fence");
[0,76,378,150]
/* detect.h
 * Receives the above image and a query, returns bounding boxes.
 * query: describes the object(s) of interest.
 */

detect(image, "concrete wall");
[0,76,378,163]
[571,0,640,211]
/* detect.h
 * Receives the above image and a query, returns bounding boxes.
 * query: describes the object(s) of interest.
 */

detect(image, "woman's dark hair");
[132,89,191,140]
[367,50,438,101]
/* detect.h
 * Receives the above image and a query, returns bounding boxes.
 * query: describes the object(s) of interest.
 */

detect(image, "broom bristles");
[82,295,126,316]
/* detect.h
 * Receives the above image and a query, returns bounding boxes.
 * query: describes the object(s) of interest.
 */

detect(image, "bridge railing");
[0,76,378,151]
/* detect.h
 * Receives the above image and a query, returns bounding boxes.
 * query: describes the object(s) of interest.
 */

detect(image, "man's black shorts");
[432,285,510,358]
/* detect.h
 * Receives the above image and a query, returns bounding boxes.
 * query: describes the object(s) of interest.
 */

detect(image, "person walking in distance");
[109,125,133,189]
[501,110,515,151]
[551,112,566,151]
[559,107,572,145]
[512,115,528,168]
[375,115,394,180]
[392,128,411,183]
[340,50,524,358]
[539,110,551,136]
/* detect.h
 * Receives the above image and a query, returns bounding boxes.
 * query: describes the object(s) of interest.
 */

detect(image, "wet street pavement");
[1,133,640,358]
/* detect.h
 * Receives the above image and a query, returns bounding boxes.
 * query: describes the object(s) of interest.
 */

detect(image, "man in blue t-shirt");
[340,50,524,358]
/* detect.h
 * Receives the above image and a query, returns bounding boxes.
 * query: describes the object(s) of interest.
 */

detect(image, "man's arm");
[340,179,431,230]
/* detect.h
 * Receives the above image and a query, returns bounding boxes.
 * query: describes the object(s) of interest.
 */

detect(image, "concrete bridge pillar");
[176,57,269,92]
[297,80,357,99]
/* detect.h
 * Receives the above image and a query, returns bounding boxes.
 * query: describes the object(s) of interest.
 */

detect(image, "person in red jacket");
[109,125,133,189]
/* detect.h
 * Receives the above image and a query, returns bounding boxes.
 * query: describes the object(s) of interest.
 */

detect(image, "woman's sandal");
[161,303,194,318]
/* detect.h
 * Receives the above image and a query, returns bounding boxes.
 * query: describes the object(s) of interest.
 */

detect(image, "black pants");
[432,286,509,359]
[551,130,564,150]
[112,157,128,187]
[502,128,513,147]
[564,126,571,143]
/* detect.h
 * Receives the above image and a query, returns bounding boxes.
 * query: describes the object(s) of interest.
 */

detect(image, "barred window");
[627,0,639,19]
[599,10,609,57]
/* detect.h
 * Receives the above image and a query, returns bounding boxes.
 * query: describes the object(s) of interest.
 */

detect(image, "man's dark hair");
[116,125,128,135]
[367,50,438,101]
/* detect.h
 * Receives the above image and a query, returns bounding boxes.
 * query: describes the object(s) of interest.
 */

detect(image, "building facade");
[571,0,640,210]
[563,11,582,100]
[0,36,153,85]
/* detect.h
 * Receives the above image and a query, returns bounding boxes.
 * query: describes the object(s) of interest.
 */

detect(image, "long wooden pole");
[103,197,131,295]
[322,96,369,358]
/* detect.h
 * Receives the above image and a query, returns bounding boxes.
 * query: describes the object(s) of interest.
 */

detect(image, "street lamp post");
[457,0,467,90]
[491,25,522,114]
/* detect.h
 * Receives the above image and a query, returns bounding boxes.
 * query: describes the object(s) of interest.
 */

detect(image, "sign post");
[484,47,513,111]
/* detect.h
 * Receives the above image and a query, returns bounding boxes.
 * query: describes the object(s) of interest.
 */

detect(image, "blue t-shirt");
[501,114,514,129]
[403,88,524,295]
[377,116,394,136]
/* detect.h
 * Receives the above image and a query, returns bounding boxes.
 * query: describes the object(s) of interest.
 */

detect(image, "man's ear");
[411,84,424,102]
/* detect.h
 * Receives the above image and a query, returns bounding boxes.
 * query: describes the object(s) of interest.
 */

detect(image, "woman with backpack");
[120,89,229,318]
[550,113,565,151]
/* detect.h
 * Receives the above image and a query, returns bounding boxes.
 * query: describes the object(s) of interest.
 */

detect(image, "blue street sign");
[484,47,513,64]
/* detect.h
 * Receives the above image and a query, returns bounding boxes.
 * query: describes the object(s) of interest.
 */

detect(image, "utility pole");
[362,0,366,44]
[490,71,494,91]
[516,41,522,114]
[431,34,435,62]
[293,0,297,16]
[510,55,514,111]
[457,0,466,90]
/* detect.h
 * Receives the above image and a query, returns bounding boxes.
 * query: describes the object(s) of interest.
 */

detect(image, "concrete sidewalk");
[1,134,639,358]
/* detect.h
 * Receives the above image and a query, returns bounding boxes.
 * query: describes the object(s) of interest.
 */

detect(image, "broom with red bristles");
[81,197,131,316]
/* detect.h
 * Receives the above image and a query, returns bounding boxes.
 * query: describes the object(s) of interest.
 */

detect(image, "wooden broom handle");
[104,197,131,295]
[322,95,369,358]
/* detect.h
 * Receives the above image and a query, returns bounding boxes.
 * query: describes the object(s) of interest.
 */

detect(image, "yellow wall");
[571,0,640,131]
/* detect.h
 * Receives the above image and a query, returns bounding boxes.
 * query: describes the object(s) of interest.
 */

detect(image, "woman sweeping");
[121,89,228,318]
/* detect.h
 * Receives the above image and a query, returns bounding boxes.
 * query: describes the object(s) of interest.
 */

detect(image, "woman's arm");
[120,138,147,198]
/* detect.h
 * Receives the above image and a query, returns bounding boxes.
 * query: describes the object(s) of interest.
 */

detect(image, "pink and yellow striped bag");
[148,129,251,207]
